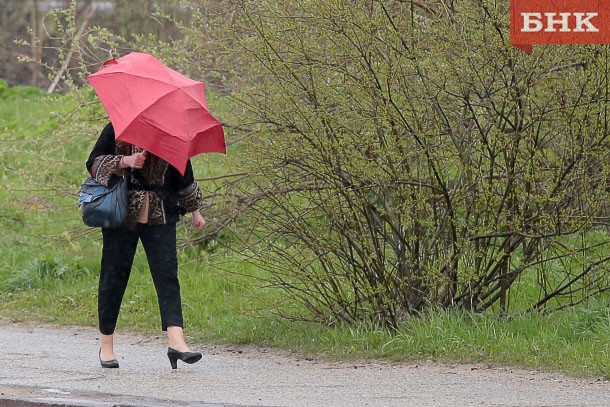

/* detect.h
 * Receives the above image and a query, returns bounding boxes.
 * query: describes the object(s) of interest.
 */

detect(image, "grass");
[0,84,609,380]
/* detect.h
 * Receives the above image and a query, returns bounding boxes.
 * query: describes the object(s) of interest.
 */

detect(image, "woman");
[86,122,206,369]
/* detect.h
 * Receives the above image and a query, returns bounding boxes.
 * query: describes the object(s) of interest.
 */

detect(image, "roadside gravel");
[0,320,608,406]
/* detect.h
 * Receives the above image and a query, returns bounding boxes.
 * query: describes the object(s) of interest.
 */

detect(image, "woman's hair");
[116,140,132,156]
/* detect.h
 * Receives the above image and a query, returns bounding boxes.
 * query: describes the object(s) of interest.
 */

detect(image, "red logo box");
[510,0,610,53]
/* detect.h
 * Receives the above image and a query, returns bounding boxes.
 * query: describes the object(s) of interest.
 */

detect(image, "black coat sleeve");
[86,122,116,173]
[168,160,205,213]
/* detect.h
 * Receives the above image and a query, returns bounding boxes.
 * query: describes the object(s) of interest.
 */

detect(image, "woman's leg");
[99,334,115,361]
[141,223,202,368]
[99,226,139,360]
[139,223,185,335]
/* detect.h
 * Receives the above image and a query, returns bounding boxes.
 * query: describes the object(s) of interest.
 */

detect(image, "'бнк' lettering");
[521,12,599,32]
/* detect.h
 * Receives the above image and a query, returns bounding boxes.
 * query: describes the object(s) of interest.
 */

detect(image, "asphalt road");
[0,320,608,407]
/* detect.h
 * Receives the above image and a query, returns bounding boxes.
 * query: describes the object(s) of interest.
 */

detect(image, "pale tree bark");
[29,0,44,86]
[47,2,97,93]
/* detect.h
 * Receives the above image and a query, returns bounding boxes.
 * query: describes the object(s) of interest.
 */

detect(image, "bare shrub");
[232,0,610,326]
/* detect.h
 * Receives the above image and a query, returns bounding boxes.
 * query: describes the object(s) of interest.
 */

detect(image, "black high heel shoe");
[167,347,202,369]
[99,349,119,369]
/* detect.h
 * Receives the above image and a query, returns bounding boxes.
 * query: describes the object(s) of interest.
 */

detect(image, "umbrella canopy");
[87,52,225,174]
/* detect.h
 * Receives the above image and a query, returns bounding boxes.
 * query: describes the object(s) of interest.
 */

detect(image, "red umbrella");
[87,52,225,174]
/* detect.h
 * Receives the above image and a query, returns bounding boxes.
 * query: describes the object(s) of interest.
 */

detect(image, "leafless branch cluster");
[231,0,610,326]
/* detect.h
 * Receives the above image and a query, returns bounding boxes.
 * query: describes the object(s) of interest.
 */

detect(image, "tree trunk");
[29,0,44,87]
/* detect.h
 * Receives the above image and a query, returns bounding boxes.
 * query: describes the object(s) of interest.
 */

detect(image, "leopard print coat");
[86,123,205,229]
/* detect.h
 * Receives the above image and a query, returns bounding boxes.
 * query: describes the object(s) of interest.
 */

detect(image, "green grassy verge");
[0,84,608,380]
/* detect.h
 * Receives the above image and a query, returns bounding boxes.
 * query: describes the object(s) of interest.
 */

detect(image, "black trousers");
[98,222,183,335]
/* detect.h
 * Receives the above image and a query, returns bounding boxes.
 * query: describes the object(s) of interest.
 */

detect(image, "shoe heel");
[168,354,178,369]
[167,347,201,369]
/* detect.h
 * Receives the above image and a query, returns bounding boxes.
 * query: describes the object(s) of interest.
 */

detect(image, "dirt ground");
[0,320,608,407]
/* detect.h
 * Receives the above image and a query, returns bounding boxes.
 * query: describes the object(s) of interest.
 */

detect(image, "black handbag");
[78,173,129,228]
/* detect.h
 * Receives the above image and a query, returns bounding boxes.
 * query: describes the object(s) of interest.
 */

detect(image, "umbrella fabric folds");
[87,52,225,174]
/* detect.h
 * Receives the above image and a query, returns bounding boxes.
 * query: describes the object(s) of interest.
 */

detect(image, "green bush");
[0,258,90,292]
[0,78,45,100]
[229,0,610,326]
[0,79,9,99]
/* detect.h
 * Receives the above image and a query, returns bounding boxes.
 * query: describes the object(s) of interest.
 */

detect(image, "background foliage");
[224,0,610,326]
[3,82,610,378]
[1,0,609,349]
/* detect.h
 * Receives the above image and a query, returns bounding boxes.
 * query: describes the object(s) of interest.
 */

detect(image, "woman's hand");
[120,153,147,169]
[191,211,207,230]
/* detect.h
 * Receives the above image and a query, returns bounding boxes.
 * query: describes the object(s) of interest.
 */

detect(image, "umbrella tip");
[100,58,118,69]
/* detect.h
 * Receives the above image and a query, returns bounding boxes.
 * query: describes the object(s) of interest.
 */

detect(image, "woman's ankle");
[99,334,115,360]
[167,326,190,352]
